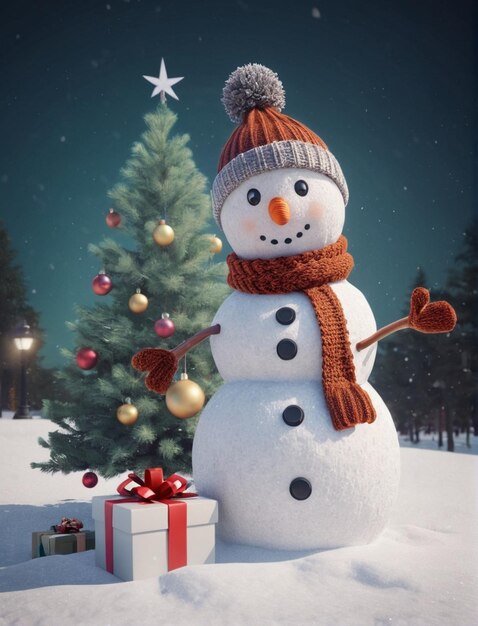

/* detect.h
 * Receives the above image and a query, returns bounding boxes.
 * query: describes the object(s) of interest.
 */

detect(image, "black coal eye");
[247,188,261,206]
[294,180,308,196]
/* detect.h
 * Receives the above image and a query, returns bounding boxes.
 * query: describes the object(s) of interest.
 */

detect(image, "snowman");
[133,64,456,551]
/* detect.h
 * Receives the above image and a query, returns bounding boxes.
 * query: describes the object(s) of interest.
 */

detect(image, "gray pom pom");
[222,63,286,123]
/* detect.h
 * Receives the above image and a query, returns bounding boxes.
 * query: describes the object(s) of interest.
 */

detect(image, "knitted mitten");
[408,287,457,334]
[132,348,178,394]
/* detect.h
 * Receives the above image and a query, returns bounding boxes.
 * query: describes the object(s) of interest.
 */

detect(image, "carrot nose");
[268,197,290,225]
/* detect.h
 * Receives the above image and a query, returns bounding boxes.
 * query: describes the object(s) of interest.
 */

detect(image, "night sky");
[0,0,475,367]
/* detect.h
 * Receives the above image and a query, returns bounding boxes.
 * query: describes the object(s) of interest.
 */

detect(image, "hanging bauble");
[128,289,149,313]
[153,219,175,246]
[76,347,98,370]
[208,234,223,255]
[166,373,205,418]
[82,471,98,488]
[92,271,113,296]
[154,313,175,338]
[116,399,139,426]
[106,208,121,228]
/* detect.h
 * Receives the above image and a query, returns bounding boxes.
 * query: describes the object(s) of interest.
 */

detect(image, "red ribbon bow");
[116,467,196,502]
[53,517,84,534]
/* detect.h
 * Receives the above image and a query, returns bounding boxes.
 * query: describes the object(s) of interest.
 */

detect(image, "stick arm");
[356,317,409,352]
[356,287,457,352]
[172,324,221,360]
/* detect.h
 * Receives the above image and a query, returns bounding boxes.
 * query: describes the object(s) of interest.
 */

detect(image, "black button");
[277,339,297,360]
[282,405,304,427]
[275,307,296,325]
[289,477,312,500]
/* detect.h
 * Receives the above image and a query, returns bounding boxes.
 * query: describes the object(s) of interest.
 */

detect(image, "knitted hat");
[212,64,349,228]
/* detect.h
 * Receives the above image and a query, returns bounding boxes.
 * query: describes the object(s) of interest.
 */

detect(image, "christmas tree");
[32,103,229,478]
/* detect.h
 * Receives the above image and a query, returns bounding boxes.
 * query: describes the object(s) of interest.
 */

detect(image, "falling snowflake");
[311,7,321,18]
[60,136,66,143]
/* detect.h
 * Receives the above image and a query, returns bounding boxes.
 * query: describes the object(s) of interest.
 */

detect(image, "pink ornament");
[76,347,98,370]
[154,313,175,338]
[92,272,112,295]
[106,209,121,228]
[82,471,98,488]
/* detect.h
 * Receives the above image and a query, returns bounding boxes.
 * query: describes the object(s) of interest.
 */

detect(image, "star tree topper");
[143,59,184,103]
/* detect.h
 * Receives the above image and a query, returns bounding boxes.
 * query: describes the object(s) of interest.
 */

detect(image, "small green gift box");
[32,530,95,558]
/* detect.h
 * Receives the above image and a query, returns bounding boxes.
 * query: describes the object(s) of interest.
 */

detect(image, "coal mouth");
[260,223,311,245]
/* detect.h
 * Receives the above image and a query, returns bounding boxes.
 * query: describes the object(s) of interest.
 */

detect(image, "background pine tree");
[373,222,477,449]
[438,220,478,444]
[0,220,55,414]
[32,104,229,477]
[372,268,438,442]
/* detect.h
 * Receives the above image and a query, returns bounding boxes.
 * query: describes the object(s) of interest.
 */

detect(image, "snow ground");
[0,418,477,626]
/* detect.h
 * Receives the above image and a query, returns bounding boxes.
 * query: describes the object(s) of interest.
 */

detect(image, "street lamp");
[13,320,34,419]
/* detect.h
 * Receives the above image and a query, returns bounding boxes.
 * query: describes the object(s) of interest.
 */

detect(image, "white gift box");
[92,494,218,581]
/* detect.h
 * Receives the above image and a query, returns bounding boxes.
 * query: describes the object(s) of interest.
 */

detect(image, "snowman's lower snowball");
[192,380,400,551]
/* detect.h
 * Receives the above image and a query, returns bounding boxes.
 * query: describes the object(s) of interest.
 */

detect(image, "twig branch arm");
[172,324,221,360]
[356,317,409,352]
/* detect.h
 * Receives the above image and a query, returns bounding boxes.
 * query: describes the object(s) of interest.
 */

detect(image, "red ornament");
[92,272,113,295]
[82,471,98,488]
[154,313,175,338]
[76,347,98,370]
[106,208,121,228]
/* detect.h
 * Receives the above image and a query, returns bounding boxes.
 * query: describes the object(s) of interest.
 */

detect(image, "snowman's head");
[213,64,349,259]
[221,168,345,259]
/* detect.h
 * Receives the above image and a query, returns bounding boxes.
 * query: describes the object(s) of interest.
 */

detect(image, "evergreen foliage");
[440,220,478,438]
[32,105,229,477]
[372,268,438,440]
[0,220,53,411]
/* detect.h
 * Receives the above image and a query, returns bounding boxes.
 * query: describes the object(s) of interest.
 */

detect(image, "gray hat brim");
[212,140,349,229]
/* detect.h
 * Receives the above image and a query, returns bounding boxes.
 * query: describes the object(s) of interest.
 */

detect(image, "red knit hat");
[218,106,328,172]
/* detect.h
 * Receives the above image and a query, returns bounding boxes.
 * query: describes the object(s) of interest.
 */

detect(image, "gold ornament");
[128,289,149,313]
[153,219,175,246]
[208,234,223,255]
[166,373,205,418]
[116,400,139,426]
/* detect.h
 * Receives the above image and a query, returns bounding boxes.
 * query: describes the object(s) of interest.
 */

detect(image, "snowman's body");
[192,281,400,550]
[191,86,401,550]
[208,281,377,385]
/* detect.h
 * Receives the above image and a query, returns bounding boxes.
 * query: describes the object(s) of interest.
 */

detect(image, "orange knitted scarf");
[227,235,376,431]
